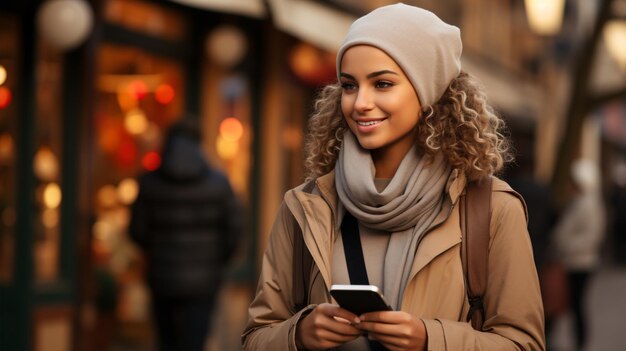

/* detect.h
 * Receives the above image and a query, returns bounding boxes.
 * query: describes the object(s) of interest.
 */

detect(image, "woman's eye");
[375,81,393,89]
[341,82,357,91]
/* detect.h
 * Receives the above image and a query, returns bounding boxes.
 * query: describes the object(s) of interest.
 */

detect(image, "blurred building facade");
[0,0,624,350]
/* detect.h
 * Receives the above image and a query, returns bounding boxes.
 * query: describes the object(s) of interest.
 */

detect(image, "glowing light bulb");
[219,117,244,142]
[125,108,148,135]
[142,151,161,171]
[43,183,62,209]
[0,87,12,109]
[117,178,139,204]
[33,146,59,181]
[155,83,175,104]
[127,80,148,100]
[0,65,7,86]
[524,0,565,35]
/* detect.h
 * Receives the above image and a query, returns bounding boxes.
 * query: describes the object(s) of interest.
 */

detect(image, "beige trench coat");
[242,171,545,350]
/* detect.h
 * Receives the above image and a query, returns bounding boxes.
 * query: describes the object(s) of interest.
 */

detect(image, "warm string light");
[142,151,161,171]
[43,183,62,209]
[33,146,59,182]
[217,117,244,160]
[0,65,7,85]
[125,108,148,135]
[155,83,175,104]
[117,178,139,205]
[524,0,565,35]
[127,80,148,101]
[219,117,244,142]
[0,87,12,109]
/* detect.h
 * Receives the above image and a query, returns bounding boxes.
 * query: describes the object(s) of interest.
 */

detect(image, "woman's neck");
[371,142,413,179]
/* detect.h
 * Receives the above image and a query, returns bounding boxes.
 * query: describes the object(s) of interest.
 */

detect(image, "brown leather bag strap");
[461,176,493,331]
[292,217,313,312]
[292,180,316,312]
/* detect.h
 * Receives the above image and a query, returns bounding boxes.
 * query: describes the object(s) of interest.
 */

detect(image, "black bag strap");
[292,181,316,312]
[340,211,370,285]
[461,177,493,331]
[340,211,387,351]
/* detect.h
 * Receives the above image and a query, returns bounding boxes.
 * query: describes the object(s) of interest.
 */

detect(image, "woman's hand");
[356,311,427,351]
[296,303,362,350]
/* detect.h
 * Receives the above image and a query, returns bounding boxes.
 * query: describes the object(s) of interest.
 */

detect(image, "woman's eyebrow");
[339,72,355,80]
[339,70,399,80]
[366,70,399,79]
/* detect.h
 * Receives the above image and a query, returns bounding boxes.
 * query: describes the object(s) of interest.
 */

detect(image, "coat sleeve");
[242,202,315,351]
[422,193,546,350]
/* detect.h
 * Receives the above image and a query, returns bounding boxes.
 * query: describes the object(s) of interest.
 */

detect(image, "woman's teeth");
[357,120,383,126]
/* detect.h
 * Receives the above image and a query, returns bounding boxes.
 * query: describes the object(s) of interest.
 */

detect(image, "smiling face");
[340,45,422,160]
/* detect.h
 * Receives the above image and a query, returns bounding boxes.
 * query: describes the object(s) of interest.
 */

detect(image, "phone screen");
[330,284,392,315]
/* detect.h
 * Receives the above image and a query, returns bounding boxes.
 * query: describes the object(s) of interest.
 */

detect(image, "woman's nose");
[354,88,374,112]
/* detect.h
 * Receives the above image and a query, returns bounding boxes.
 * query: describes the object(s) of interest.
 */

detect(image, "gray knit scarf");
[335,131,451,309]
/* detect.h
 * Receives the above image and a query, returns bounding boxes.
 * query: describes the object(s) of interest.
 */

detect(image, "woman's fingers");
[355,311,427,351]
[317,303,361,324]
[312,306,361,337]
[297,303,362,350]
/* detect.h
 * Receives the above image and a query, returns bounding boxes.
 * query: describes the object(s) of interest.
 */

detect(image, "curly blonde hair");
[303,72,513,181]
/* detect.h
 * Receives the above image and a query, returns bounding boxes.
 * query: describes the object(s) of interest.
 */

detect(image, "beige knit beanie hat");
[336,3,462,107]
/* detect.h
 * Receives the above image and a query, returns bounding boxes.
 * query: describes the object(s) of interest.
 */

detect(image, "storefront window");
[0,15,18,283]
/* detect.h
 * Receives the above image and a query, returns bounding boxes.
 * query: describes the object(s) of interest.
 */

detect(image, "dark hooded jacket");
[129,133,242,296]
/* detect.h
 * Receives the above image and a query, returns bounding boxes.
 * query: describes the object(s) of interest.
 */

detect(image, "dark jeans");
[568,271,590,351]
[152,293,217,351]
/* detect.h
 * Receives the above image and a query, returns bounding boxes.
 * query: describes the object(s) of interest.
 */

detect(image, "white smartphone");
[330,284,393,315]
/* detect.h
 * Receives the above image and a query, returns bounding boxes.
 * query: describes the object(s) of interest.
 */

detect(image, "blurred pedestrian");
[243,3,544,350]
[551,158,606,351]
[130,117,243,351]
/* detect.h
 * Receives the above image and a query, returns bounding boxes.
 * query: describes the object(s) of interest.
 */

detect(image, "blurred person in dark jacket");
[129,117,243,351]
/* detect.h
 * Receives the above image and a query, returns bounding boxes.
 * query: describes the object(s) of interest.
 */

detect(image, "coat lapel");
[407,173,466,282]
[285,173,337,291]
[409,205,462,279]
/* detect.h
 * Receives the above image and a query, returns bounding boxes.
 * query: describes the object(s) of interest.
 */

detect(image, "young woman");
[243,4,545,350]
